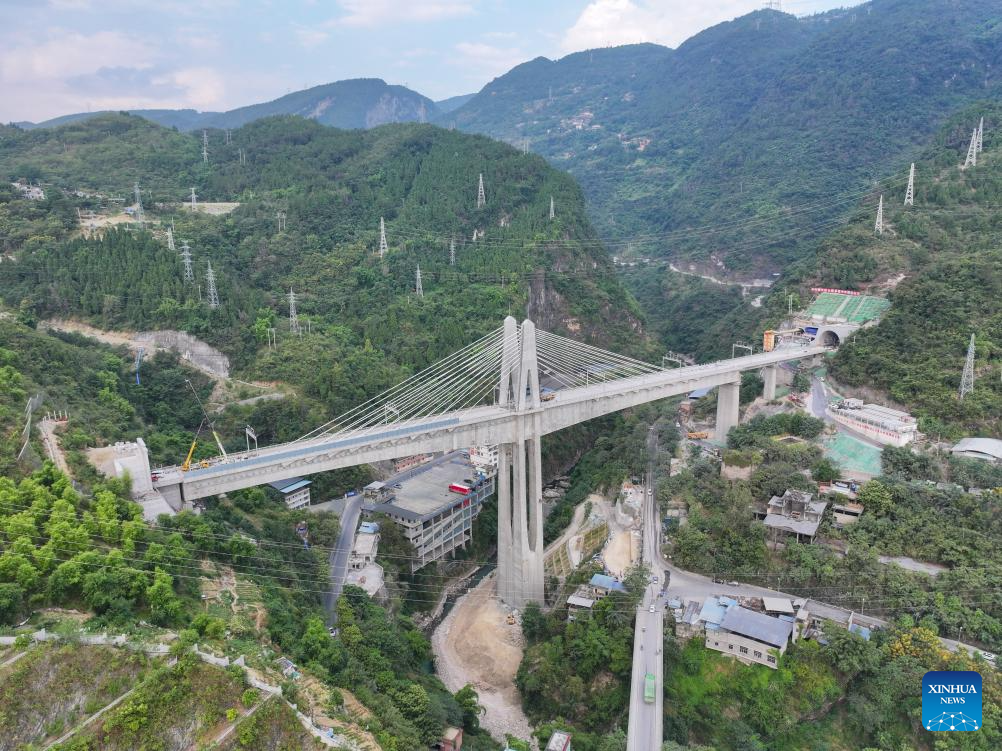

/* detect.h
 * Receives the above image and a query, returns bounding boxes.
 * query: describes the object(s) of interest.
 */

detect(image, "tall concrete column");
[762,365,778,401]
[524,435,545,604]
[495,443,514,605]
[715,378,741,443]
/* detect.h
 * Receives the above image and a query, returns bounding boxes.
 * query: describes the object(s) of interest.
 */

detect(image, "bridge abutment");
[715,377,741,443]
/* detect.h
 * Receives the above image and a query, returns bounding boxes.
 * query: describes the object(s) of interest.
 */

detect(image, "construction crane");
[180,379,227,471]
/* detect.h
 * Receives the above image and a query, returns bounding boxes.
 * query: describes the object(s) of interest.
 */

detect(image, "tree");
[521,601,547,643]
[858,480,893,516]
[0,582,24,623]
[454,684,484,732]
[811,459,840,484]
[146,569,182,625]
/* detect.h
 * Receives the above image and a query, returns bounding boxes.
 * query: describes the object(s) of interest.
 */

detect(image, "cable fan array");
[534,329,664,390]
[297,325,521,442]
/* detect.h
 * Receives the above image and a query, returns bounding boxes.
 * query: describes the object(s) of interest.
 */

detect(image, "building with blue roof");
[268,476,311,510]
[589,573,627,597]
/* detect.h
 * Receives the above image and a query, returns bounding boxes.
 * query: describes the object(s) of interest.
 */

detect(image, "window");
[767,655,776,664]
[739,646,748,654]
[754,651,762,658]
[728,644,734,650]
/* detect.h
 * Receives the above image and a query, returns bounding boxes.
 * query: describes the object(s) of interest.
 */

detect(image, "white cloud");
[560,0,844,53]
[454,41,525,78]
[154,67,226,110]
[335,0,473,27]
[0,30,150,81]
[292,24,330,49]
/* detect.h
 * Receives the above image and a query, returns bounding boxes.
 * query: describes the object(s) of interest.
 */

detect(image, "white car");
[980,651,997,664]
[649,604,656,613]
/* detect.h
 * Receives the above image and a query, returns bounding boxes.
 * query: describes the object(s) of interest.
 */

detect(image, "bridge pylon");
[496,316,546,608]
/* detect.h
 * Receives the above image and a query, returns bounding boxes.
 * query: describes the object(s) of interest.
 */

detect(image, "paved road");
[324,495,362,623]
[626,426,666,751]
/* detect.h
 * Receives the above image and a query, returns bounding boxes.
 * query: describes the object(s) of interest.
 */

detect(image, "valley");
[1,2,1002,750]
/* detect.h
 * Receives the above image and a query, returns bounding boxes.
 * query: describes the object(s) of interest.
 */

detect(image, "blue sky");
[1,0,858,122]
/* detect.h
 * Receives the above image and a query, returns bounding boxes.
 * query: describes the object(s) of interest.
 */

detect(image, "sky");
[1,0,857,123]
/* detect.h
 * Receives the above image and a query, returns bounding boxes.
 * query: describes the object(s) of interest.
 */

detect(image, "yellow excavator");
[180,380,228,471]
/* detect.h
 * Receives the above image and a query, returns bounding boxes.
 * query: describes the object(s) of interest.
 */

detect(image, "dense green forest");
[0,113,647,410]
[448,1,1001,272]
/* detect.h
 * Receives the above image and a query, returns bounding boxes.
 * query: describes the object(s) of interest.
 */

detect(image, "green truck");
[644,672,656,703]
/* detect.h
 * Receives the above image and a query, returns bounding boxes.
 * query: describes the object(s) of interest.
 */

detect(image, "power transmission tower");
[205,261,220,309]
[977,116,984,153]
[874,195,884,234]
[166,226,176,251]
[904,163,915,206]
[225,129,232,145]
[959,333,976,400]
[190,187,198,210]
[202,130,209,164]
[180,242,194,284]
[477,173,486,209]
[964,128,978,168]
[288,288,300,335]
[379,216,388,258]
[276,211,286,233]
[415,265,424,298]
[133,181,145,228]
[449,236,456,266]
[238,148,246,166]
[549,195,555,220]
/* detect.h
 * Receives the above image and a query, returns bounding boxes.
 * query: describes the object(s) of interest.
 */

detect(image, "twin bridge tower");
[148,316,834,610]
[496,316,547,606]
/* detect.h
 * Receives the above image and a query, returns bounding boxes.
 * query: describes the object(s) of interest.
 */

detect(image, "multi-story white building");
[468,445,499,475]
[268,477,311,509]
[705,605,795,669]
[362,451,495,572]
[827,399,917,447]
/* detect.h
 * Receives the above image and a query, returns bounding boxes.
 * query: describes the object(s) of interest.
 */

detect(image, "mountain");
[0,114,646,457]
[435,93,476,113]
[444,0,1002,275]
[15,78,439,132]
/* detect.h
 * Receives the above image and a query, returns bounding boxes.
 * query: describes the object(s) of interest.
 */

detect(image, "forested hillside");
[447,0,1002,275]
[796,103,1002,438]
[0,114,646,427]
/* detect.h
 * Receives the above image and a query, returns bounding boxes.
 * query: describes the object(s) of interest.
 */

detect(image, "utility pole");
[190,187,198,211]
[960,333,976,400]
[276,211,286,233]
[379,216,388,258]
[964,128,978,168]
[180,242,194,284]
[202,130,209,164]
[788,293,796,316]
[245,425,257,453]
[874,195,884,235]
[904,163,915,206]
[415,265,424,298]
[549,195,555,220]
[288,288,299,335]
[205,261,220,309]
[477,173,486,209]
[449,236,456,266]
[133,181,144,228]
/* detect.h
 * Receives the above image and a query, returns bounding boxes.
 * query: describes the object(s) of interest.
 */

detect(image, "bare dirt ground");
[432,575,535,746]
[185,202,241,215]
[604,528,635,578]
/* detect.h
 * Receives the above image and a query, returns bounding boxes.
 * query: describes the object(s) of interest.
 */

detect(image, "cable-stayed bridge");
[150,316,831,607]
